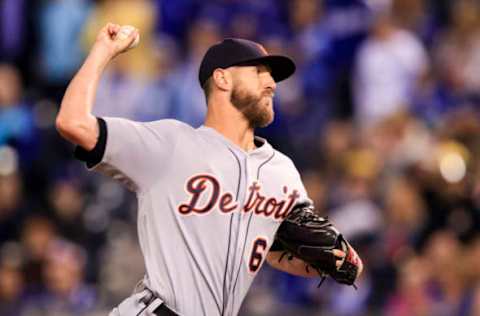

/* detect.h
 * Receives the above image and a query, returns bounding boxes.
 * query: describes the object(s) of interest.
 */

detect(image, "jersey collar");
[197,125,273,158]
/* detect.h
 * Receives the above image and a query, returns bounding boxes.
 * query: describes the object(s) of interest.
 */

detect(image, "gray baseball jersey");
[85,117,309,316]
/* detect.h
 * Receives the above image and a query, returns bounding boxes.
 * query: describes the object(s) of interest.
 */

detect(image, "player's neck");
[204,101,256,152]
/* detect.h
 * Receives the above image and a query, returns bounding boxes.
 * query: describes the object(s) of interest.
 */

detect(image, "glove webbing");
[277,248,358,290]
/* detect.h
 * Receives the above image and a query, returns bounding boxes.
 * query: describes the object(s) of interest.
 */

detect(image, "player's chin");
[267,101,275,119]
[259,109,274,128]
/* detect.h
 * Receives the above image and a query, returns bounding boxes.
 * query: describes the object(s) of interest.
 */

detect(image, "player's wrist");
[86,45,114,71]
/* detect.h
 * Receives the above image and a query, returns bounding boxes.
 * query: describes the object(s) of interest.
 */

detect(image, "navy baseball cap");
[198,38,296,86]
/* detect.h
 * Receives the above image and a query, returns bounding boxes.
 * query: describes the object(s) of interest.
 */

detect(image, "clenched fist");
[92,23,140,61]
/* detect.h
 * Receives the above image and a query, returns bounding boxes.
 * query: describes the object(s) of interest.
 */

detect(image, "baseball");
[116,25,140,49]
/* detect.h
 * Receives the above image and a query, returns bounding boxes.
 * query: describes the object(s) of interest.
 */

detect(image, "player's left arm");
[265,202,363,284]
[266,249,349,277]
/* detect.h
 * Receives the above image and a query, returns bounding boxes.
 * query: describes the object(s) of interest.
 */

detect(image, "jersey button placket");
[242,156,253,214]
[228,154,252,315]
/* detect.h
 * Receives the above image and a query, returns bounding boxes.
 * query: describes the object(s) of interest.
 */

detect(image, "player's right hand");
[91,23,139,61]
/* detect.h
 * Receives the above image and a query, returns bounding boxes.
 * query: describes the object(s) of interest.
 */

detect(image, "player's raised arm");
[55,23,139,150]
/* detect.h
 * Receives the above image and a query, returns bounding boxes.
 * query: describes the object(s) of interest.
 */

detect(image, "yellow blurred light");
[439,152,466,183]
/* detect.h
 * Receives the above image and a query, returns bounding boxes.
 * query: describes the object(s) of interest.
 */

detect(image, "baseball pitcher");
[56,23,363,316]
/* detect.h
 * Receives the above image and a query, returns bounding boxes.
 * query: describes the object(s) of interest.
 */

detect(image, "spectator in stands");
[353,0,429,127]
[20,239,96,316]
[0,64,36,165]
[0,171,27,242]
[131,35,180,121]
[421,231,473,316]
[20,216,57,292]
[385,255,434,316]
[36,0,92,100]
[433,0,480,102]
[170,18,221,127]
[0,242,25,316]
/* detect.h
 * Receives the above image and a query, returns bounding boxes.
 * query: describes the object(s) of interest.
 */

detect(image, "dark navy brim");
[233,55,296,83]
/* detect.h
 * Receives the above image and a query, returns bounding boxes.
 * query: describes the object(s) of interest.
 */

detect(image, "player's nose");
[265,72,276,92]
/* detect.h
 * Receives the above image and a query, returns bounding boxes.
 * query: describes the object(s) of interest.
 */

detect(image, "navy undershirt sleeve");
[74,117,107,168]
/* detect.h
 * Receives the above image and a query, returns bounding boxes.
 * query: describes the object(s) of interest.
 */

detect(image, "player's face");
[230,65,276,128]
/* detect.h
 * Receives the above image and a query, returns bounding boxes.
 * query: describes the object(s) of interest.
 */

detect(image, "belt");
[134,280,179,316]
[137,285,179,316]
[154,304,179,316]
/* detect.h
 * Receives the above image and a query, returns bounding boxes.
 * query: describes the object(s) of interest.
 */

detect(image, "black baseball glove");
[272,202,361,287]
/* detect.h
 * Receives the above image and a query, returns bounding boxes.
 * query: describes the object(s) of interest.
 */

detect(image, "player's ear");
[212,68,232,92]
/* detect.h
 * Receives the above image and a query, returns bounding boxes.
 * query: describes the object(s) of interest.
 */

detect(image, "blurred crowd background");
[1,0,480,315]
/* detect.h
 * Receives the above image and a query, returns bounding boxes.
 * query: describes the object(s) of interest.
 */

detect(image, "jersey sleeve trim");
[74,117,107,168]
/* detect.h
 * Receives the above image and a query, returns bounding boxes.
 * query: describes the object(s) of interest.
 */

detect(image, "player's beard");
[230,85,274,129]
